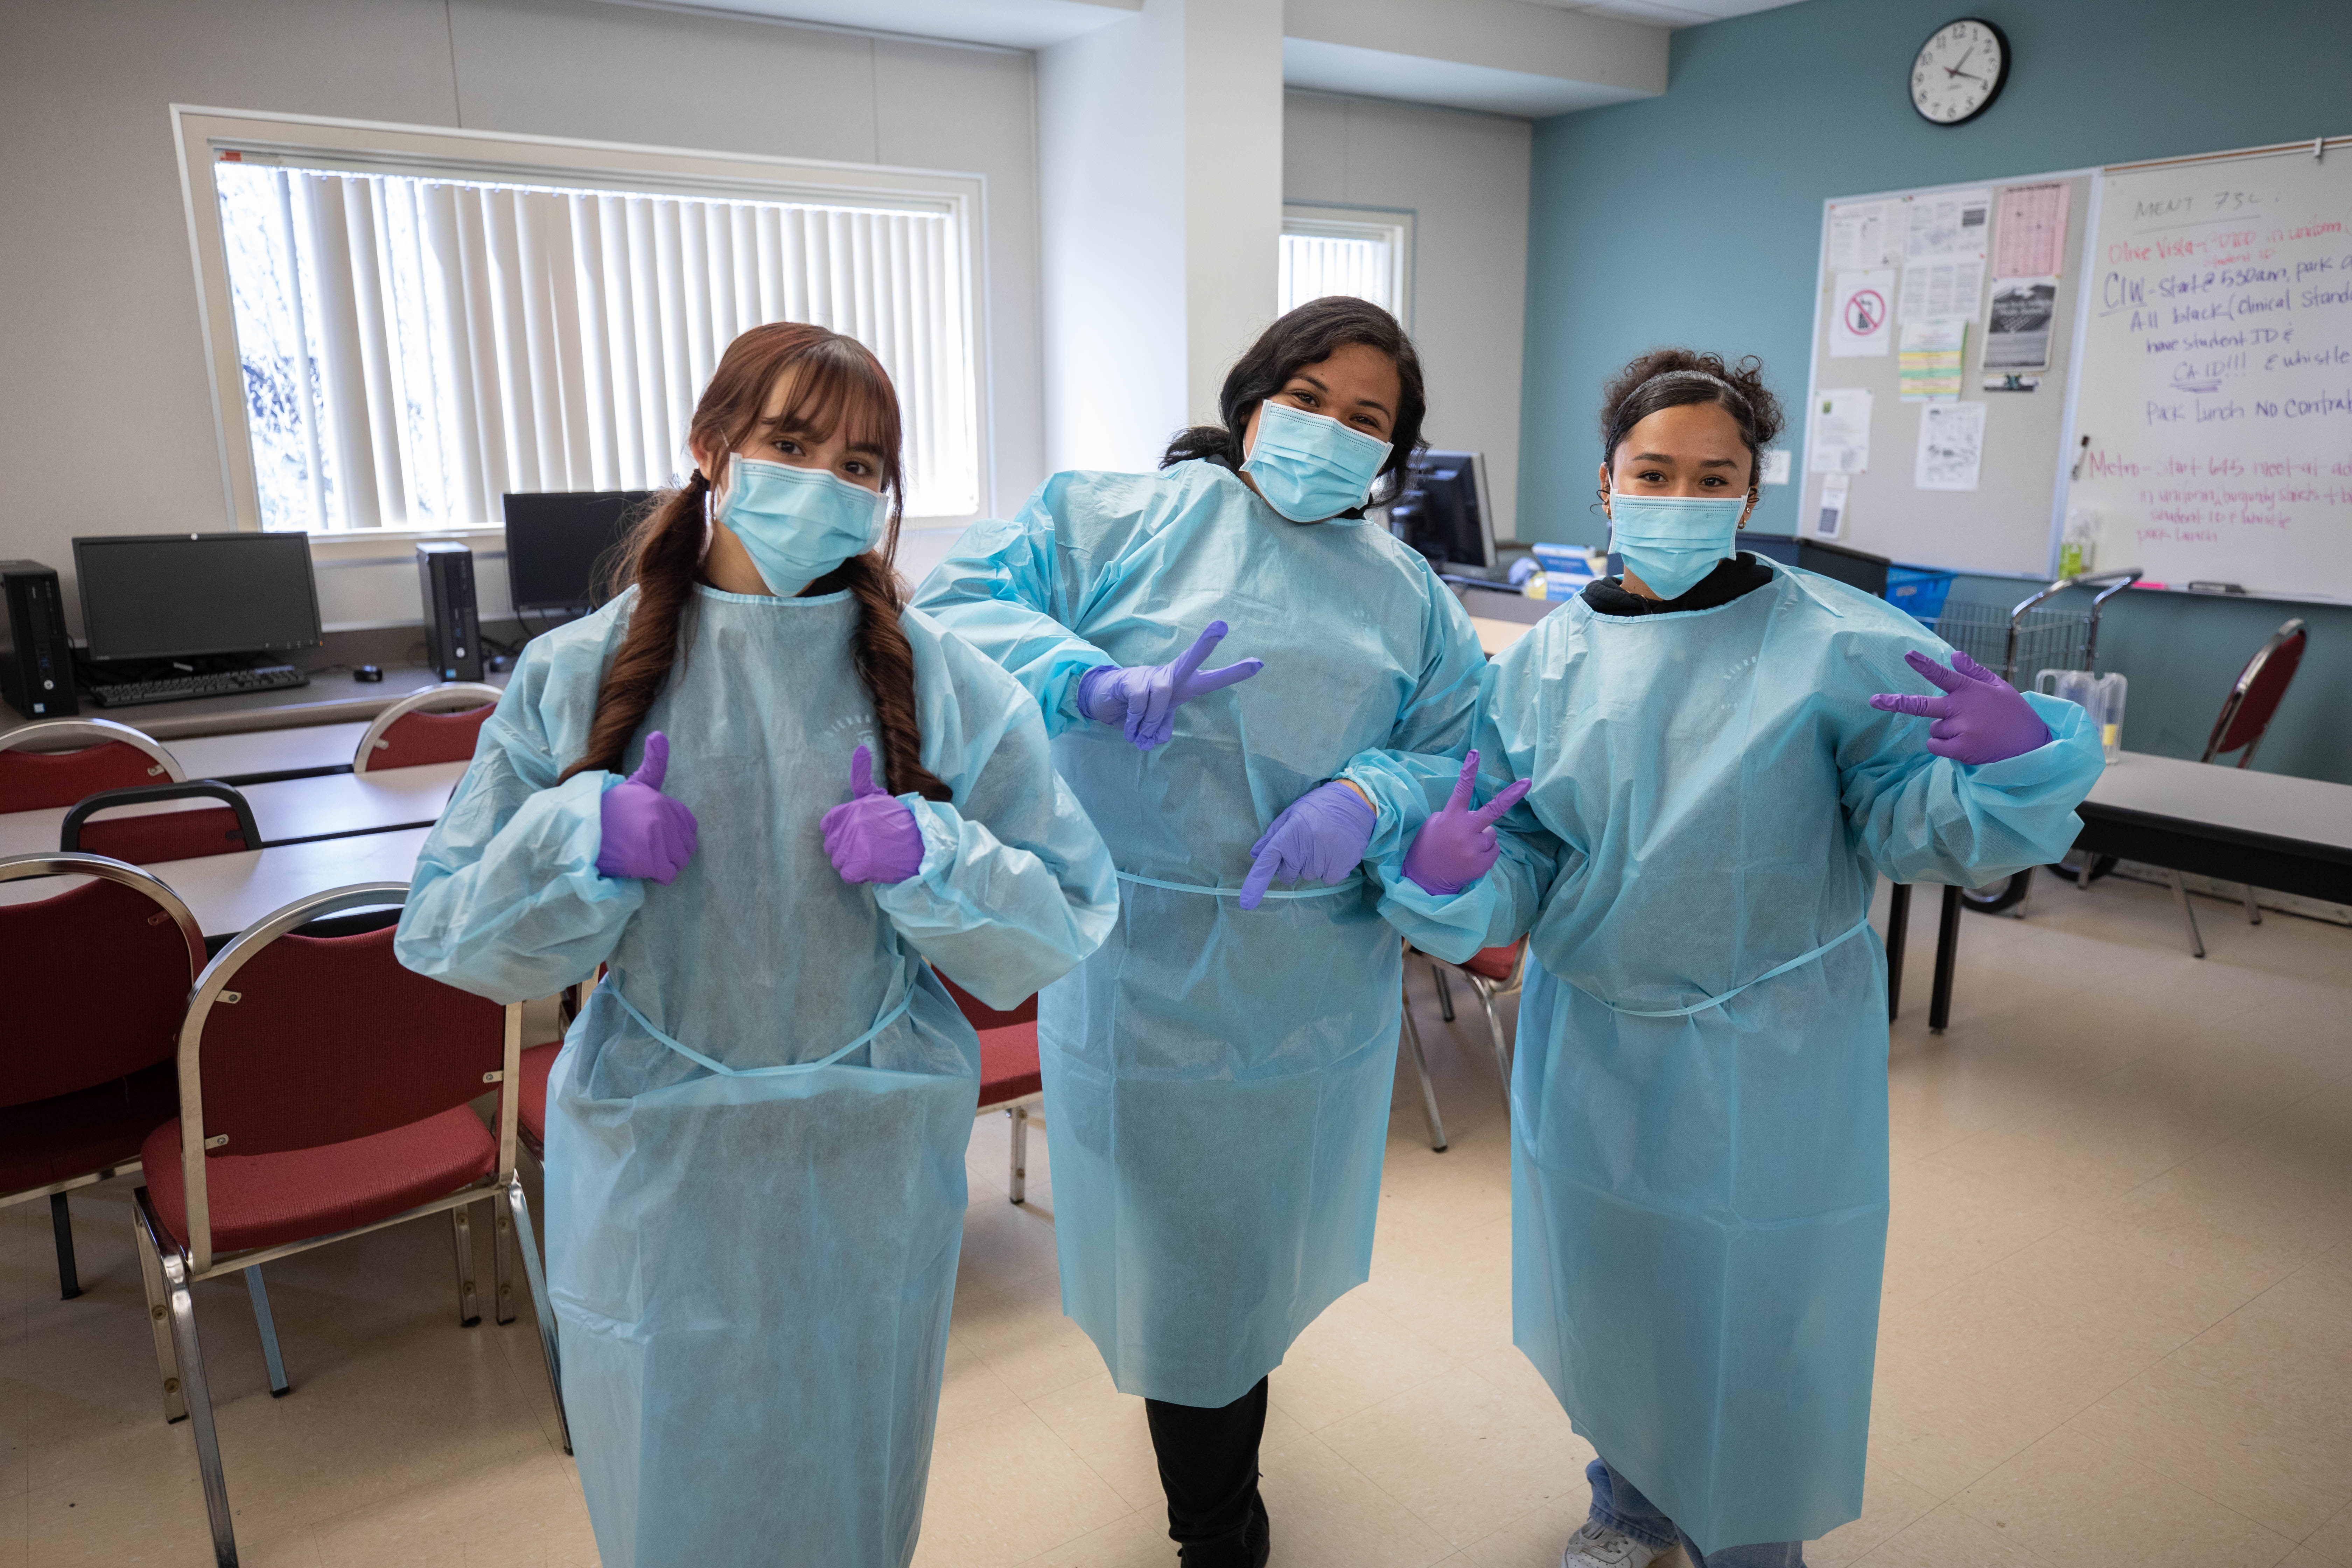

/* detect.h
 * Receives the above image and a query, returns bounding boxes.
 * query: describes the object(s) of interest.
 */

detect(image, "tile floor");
[1,872,2346,1567]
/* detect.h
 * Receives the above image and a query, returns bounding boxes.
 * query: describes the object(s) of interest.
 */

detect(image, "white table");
[1,667,508,741]
[0,762,465,857]
[2075,751,2352,903]
[0,826,432,941]
[170,722,371,783]
[1901,751,2352,1026]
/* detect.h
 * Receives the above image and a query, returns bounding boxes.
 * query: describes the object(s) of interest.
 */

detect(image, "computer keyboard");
[87,663,310,708]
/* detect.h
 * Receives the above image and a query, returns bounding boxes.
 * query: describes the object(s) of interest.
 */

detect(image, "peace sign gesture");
[1075,619,1265,750]
[1400,750,1532,897]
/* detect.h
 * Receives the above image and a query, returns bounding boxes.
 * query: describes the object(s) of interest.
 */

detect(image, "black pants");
[1144,1378,1270,1562]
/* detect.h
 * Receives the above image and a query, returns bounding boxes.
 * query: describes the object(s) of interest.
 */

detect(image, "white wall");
[1283,89,1530,539]
[0,0,1043,634]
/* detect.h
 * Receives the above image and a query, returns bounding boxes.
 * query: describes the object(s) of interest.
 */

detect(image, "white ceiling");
[589,0,1141,51]
[606,0,1815,51]
[1524,0,1810,26]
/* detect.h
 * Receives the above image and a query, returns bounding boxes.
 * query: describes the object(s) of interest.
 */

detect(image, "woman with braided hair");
[1378,348,2102,1567]
[395,323,1115,1567]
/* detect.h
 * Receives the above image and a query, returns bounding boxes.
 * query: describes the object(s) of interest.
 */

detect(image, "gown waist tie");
[1575,916,1874,1019]
[609,965,918,1077]
[1116,870,1364,901]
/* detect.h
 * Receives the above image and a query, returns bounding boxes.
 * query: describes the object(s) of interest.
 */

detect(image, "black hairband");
[1604,369,1752,450]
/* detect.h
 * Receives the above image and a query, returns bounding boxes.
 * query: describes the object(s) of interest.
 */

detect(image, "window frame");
[170,104,993,552]
[1280,202,1416,330]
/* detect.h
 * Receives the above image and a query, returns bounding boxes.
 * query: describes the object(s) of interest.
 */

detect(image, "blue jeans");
[1587,1458,1806,1568]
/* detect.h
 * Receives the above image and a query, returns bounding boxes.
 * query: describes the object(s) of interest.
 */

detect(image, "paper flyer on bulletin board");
[1993,183,2070,276]
[1828,200,1906,270]
[1906,187,1991,261]
[1898,319,1965,401]
[1808,389,1873,473]
[1983,276,2060,371]
[1914,401,1986,492]
[1830,270,1893,357]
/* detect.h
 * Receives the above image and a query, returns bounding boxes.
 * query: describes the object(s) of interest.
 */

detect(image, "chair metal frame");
[977,1090,1045,1205]
[351,682,504,774]
[2147,616,2311,959]
[0,716,186,781]
[59,779,262,856]
[0,853,203,1298]
[130,882,558,1568]
[1398,940,1528,1151]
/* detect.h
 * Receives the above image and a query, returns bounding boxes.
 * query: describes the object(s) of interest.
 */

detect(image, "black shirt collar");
[1581,552,1775,617]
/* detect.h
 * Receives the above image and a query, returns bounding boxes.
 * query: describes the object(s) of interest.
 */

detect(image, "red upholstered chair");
[0,718,183,810]
[506,972,596,1460]
[0,852,203,1300]
[60,780,260,864]
[131,882,560,1566]
[351,682,503,774]
[2188,617,2311,944]
[941,975,1044,1205]
[1397,939,1528,1152]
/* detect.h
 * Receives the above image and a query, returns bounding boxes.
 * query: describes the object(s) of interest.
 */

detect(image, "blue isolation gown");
[915,458,1487,1407]
[1378,560,2104,1552]
[394,584,1117,1568]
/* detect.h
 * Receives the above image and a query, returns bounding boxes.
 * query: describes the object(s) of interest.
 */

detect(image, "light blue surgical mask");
[1606,492,1747,601]
[1241,399,1393,523]
[714,457,889,597]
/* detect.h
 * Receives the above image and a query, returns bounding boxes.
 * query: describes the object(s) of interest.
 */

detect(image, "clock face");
[1911,18,2009,125]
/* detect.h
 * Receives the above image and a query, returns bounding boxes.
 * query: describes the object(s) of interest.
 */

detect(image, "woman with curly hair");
[1380,348,2102,1567]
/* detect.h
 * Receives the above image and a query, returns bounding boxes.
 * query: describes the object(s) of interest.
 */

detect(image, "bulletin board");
[1796,168,2098,578]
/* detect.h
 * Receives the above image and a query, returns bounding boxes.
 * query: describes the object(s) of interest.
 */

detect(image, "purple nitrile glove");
[822,745,925,885]
[1240,780,1376,910]
[1077,619,1265,750]
[1402,750,1534,897]
[1870,650,2052,765]
[596,732,699,884]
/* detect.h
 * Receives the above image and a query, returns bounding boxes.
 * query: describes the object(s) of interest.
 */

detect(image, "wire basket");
[1932,601,2090,682]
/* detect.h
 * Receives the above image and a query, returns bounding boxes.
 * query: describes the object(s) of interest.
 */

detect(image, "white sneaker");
[1560,1520,1671,1568]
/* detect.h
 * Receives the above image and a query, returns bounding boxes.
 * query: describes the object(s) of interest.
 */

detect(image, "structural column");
[1038,0,1283,473]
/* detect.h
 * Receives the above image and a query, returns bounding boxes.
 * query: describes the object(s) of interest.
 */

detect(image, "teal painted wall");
[1521,0,2352,783]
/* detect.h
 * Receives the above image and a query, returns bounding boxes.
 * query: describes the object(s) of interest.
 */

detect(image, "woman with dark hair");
[394,323,1116,1567]
[917,297,1502,1566]
[1380,348,2102,1567]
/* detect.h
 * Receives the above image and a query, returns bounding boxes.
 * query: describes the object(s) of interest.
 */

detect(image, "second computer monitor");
[504,491,657,616]
[1389,450,1496,577]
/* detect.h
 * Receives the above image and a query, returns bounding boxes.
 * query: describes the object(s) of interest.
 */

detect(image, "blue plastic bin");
[1885,567,1955,625]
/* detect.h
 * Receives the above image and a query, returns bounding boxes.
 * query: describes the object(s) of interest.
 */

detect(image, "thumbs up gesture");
[822,745,926,885]
[595,732,700,884]
[1400,750,1532,897]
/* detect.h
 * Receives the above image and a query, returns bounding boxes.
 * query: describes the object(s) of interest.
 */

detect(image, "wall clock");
[1911,18,2009,126]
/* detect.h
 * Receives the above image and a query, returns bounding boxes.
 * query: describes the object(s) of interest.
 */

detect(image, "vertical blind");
[1279,231,1396,319]
[214,158,979,531]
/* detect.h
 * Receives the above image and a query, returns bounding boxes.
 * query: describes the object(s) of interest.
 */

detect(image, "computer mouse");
[354,664,384,683]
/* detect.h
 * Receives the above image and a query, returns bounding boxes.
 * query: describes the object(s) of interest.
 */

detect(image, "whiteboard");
[1798,170,2096,578]
[2065,138,2352,599]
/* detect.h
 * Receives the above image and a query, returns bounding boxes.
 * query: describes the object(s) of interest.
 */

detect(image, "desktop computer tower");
[417,542,483,683]
[1,560,80,718]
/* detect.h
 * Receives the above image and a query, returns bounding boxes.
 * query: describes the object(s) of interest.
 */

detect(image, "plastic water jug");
[2034,669,2126,764]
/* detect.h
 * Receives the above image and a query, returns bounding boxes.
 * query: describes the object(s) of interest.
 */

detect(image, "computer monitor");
[72,533,322,663]
[1388,450,1497,578]
[504,491,656,615]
